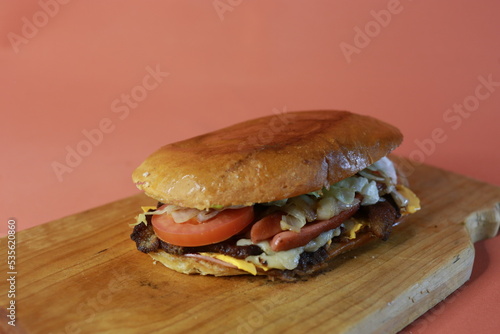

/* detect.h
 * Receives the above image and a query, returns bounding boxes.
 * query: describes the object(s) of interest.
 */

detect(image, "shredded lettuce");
[263,157,403,226]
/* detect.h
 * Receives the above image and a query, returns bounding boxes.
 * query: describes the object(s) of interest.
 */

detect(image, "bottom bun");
[148,251,253,277]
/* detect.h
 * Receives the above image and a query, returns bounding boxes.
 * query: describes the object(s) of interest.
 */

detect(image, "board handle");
[465,202,500,243]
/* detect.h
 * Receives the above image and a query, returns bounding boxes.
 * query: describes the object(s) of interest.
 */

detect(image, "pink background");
[1,1,499,332]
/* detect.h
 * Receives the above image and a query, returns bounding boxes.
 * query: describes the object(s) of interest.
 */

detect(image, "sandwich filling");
[131,157,420,278]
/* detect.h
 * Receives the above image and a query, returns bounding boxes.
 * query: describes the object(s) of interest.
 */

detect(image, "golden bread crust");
[132,110,402,209]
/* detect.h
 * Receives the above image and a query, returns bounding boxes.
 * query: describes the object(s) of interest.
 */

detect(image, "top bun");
[132,110,402,209]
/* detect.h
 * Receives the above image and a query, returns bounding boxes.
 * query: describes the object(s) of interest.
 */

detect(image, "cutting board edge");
[349,239,476,334]
[464,202,500,243]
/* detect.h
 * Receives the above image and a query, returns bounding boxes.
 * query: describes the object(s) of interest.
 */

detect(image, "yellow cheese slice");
[348,223,364,240]
[141,206,157,213]
[396,185,421,214]
[199,252,258,275]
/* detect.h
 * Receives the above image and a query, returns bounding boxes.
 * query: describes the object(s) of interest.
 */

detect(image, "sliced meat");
[357,199,398,240]
[270,203,360,252]
[130,219,160,253]
[131,194,402,281]
[250,212,283,243]
[158,239,185,255]
[194,240,262,259]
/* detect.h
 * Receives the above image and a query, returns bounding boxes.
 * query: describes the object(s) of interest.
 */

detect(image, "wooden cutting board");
[1,160,499,334]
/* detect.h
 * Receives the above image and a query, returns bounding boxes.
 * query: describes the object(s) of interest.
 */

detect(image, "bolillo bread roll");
[130,110,420,280]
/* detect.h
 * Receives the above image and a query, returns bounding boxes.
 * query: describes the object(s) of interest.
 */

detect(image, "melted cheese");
[396,185,421,214]
[141,206,157,212]
[237,228,340,270]
[199,253,258,275]
[244,243,304,270]
[130,206,158,227]
[342,219,364,240]
[349,223,363,240]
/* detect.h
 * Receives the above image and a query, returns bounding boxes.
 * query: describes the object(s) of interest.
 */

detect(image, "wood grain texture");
[1,160,499,334]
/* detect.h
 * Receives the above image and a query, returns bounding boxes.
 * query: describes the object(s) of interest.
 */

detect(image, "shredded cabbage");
[316,196,338,221]
[267,157,405,230]
[129,205,171,227]
[361,180,379,205]
[132,205,223,225]
[280,205,307,232]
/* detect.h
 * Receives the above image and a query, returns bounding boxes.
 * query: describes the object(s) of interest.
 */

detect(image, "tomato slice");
[151,206,254,247]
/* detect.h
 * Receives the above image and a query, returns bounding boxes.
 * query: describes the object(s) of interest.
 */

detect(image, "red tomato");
[151,206,254,246]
